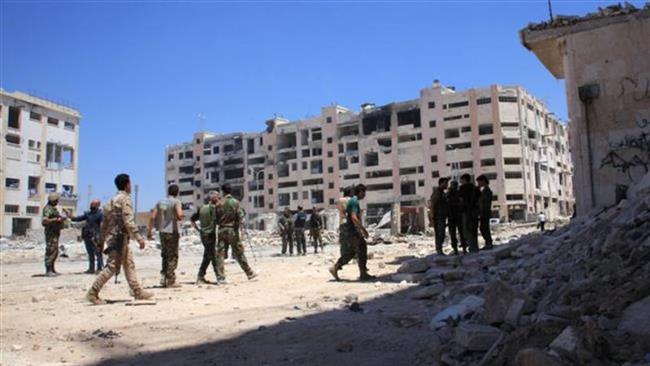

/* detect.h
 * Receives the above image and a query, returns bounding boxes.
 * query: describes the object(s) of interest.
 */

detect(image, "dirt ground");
[1,241,438,366]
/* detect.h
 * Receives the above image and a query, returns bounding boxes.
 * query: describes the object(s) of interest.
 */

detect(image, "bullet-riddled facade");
[165,82,574,230]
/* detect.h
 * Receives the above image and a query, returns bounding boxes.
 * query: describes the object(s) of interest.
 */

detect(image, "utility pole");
[548,0,554,22]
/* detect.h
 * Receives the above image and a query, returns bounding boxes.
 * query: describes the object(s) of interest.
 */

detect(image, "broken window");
[311,190,324,204]
[5,178,20,189]
[179,166,194,175]
[397,109,421,127]
[6,134,20,145]
[279,193,290,206]
[248,157,265,165]
[366,170,392,179]
[479,124,493,135]
[338,124,359,138]
[310,160,323,174]
[28,176,39,196]
[398,133,422,143]
[446,142,471,150]
[8,107,21,129]
[350,155,359,164]
[362,110,391,135]
[364,152,379,167]
[30,111,41,121]
[278,151,297,161]
[224,158,243,166]
[503,138,520,145]
[62,185,74,195]
[224,168,244,180]
[64,121,75,130]
[401,181,416,195]
[47,117,59,127]
[505,172,523,179]
[481,159,496,167]
[504,158,521,165]
[445,129,460,139]
[480,139,495,146]
[45,183,57,193]
[377,139,391,148]
[278,133,297,149]
[312,128,322,141]
[476,97,491,105]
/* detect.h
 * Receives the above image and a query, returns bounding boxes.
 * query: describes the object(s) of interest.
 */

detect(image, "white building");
[0,90,81,237]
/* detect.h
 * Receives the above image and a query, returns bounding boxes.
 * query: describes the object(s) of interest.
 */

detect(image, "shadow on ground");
[90,283,435,366]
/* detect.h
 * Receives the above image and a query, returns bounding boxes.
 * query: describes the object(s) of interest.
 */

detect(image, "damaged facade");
[0,90,81,237]
[166,82,574,230]
[521,3,650,216]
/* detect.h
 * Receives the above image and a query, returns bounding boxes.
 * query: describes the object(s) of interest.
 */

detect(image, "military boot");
[45,265,58,277]
[247,271,259,280]
[86,289,106,305]
[195,276,209,285]
[329,265,340,281]
[133,289,154,301]
[359,272,377,282]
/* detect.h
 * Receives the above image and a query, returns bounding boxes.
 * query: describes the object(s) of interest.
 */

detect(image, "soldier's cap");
[48,193,59,202]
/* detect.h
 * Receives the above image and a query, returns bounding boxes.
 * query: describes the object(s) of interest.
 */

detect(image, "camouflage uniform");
[87,191,147,299]
[294,211,307,255]
[191,203,218,280]
[309,212,323,253]
[215,194,254,280]
[42,203,64,274]
[278,214,294,255]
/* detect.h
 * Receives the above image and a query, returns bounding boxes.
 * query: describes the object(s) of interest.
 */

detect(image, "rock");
[430,295,485,329]
[514,348,560,366]
[391,273,426,283]
[12,344,23,351]
[618,295,650,348]
[336,342,353,353]
[482,280,531,325]
[549,326,579,360]
[442,270,465,281]
[505,298,526,326]
[454,323,502,351]
[397,257,430,273]
[348,302,363,312]
[31,296,39,303]
[411,284,444,300]
[491,245,513,260]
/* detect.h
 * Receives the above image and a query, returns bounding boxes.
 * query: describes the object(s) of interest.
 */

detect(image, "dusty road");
[1,242,436,366]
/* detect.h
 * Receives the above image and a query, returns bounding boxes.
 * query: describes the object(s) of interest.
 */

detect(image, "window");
[5,178,20,189]
[292,192,298,200]
[448,101,469,109]
[279,193,290,206]
[64,121,75,130]
[329,198,335,204]
[268,174,273,180]
[30,111,42,121]
[429,120,436,128]
[503,138,520,145]
[505,172,523,179]
[430,138,437,145]
[8,107,20,129]
[5,134,20,145]
[213,146,220,154]
[47,117,59,127]
[446,142,471,150]
[326,117,332,123]
[28,176,39,197]
[504,158,521,165]
[443,115,463,122]
[328,182,334,189]
[167,154,174,161]
[501,122,519,128]
[428,101,435,109]
[431,155,438,163]
[302,161,308,170]
[62,185,74,195]
[476,97,491,105]
[328,167,334,173]
[302,149,311,158]
[445,129,460,139]
[432,171,440,178]
[312,147,322,156]
[484,173,497,180]
[327,151,333,158]
[506,194,524,201]
[478,124,493,135]
[45,183,57,193]
[498,96,518,103]
[459,161,473,169]
[327,137,333,143]
[480,139,494,146]
[461,126,471,133]
[303,191,309,199]
[26,206,39,214]
[5,205,19,214]
[481,159,496,167]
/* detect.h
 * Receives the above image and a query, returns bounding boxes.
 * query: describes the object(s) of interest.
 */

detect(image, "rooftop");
[0,89,82,119]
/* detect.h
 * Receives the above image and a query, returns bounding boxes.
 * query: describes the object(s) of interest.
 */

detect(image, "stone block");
[411,284,445,300]
[618,295,650,349]
[454,323,502,351]
[430,295,484,329]
[514,348,560,366]
[397,257,431,273]
[505,298,526,326]
[391,273,426,283]
[549,326,579,359]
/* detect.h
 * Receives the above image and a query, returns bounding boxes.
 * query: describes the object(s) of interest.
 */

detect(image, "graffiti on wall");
[600,127,650,182]
[617,76,650,101]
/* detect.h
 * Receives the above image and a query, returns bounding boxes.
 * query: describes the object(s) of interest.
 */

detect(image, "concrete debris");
[454,323,502,351]
[430,295,485,330]
[618,295,650,349]
[513,348,560,366]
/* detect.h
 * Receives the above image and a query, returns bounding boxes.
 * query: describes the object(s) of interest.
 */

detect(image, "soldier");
[447,180,466,254]
[42,193,66,276]
[309,207,324,253]
[215,183,257,282]
[190,191,220,284]
[430,178,449,255]
[86,174,153,305]
[278,208,294,255]
[148,184,184,288]
[459,174,479,253]
[294,206,307,255]
[329,184,375,281]
[476,175,494,250]
[68,199,104,273]
[336,186,353,259]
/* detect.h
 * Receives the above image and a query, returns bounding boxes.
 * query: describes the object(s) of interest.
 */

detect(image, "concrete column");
[391,202,401,235]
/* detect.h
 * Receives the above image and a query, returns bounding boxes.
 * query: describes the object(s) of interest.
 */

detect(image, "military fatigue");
[71,208,104,272]
[478,186,493,249]
[88,191,146,298]
[459,183,479,253]
[191,204,218,279]
[155,197,181,286]
[309,212,323,253]
[215,194,254,280]
[294,212,307,255]
[42,204,64,273]
[278,215,294,255]
[431,187,449,255]
[333,196,369,275]
[447,187,465,254]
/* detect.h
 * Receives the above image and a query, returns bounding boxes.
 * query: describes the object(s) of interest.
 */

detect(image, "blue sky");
[2,1,641,210]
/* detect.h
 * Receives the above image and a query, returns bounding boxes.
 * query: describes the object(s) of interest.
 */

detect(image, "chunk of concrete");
[411,284,445,300]
[514,348,560,366]
[549,326,579,359]
[454,323,502,351]
[391,273,426,283]
[505,298,526,326]
[618,295,650,349]
[430,295,485,329]
[397,257,431,274]
[482,280,531,325]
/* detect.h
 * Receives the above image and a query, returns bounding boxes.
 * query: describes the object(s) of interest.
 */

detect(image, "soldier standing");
[190,191,220,284]
[42,193,66,277]
[148,184,184,288]
[447,180,465,254]
[68,199,104,273]
[459,174,479,253]
[86,174,153,305]
[294,206,307,255]
[430,178,449,255]
[329,184,375,281]
[476,175,494,250]
[278,208,294,255]
[309,207,324,253]
[215,183,257,282]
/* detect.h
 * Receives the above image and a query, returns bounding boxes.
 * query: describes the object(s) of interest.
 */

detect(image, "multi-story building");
[0,90,81,237]
[165,81,574,231]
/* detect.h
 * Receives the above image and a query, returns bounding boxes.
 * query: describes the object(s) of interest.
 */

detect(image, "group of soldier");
[429,173,494,255]
[41,173,257,305]
[277,206,324,255]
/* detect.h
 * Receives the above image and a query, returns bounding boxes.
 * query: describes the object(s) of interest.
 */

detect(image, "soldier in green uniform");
[42,193,66,276]
[215,183,257,282]
[278,208,294,255]
[148,184,184,287]
[309,207,324,253]
[190,191,220,284]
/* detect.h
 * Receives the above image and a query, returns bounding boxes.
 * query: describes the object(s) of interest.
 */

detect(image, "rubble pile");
[525,2,649,31]
[401,175,650,365]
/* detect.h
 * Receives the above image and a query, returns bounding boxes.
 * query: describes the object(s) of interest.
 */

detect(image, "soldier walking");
[294,206,307,255]
[69,199,104,273]
[278,208,294,255]
[86,174,153,305]
[190,191,220,284]
[476,175,494,250]
[329,184,376,281]
[42,193,66,277]
[148,184,184,288]
[309,207,324,253]
[430,178,449,255]
[336,186,353,259]
[215,183,257,282]
[459,174,480,253]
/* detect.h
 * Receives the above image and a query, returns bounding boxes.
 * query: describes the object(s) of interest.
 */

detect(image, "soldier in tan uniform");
[86,174,153,305]
[42,193,66,277]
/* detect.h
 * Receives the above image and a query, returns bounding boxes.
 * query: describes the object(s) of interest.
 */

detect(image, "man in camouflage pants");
[215,183,257,283]
[190,191,220,284]
[86,174,153,305]
[278,208,294,255]
[42,193,66,277]
[309,207,324,253]
[148,184,184,287]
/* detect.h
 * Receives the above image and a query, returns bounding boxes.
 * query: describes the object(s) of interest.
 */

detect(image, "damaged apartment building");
[165,81,574,232]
